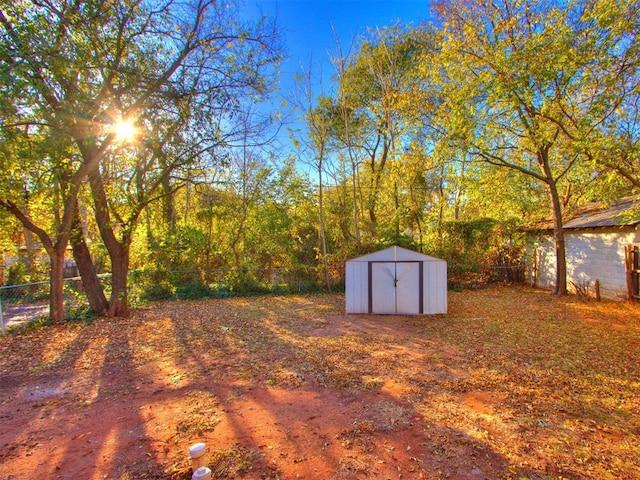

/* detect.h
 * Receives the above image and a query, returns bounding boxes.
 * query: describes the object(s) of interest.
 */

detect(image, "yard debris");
[0,287,638,479]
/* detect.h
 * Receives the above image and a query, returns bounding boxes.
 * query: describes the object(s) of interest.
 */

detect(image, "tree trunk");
[393,180,400,241]
[161,157,176,228]
[549,183,568,295]
[0,199,69,323]
[366,134,391,237]
[22,222,36,271]
[70,212,108,315]
[317,164,330,290]
[107,243,129,317]
[49,247,66,323]
[87,167,131,317]
[541,147,568,296]
[350,165,360,249]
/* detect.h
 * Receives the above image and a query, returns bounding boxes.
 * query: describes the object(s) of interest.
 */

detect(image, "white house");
[345,246,447,315]
[528,196,640,300]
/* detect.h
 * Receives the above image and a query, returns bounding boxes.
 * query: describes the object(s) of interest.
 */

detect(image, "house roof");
[537,195,640,231]
[347,246,445,263]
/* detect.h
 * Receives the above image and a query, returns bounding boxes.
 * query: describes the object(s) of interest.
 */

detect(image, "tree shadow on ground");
[0,319,168,479]
[3,290,636,479]
[157,295,543,479]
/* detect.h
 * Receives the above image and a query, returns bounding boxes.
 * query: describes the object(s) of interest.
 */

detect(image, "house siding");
[528,226,640,300]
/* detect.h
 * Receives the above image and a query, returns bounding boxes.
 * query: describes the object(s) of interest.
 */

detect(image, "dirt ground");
[2,303,50,330]
[0,286,639,480]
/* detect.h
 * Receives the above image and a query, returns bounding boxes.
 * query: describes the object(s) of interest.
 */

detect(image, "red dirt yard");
[1,286,639,479]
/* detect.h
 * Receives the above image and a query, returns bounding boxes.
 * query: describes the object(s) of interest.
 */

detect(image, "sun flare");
[113,119,137,143]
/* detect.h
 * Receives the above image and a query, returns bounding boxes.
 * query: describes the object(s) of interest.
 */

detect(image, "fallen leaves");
[0,287,639,479]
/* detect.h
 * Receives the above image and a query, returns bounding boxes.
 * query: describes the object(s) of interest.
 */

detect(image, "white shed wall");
[424,260,448,314]
[345,261,369,314]
[529,227,640,300]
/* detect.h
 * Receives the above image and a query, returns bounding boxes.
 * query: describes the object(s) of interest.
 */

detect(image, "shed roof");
[347,246,444,263]
[534,195,640,231]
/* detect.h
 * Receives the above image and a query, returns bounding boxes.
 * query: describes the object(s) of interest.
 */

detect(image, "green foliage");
[6,315,54,335]
[429,218,526,289]
[1,0,637,309]
[64,305,95,325]
[0,0,284,318]
[441,218,497,255]
[5,262,32,286]
[6,302,94,334]
[175,280,215,300]
[140,282,174,302]
[224,270,270,295]
[149,227,210,276]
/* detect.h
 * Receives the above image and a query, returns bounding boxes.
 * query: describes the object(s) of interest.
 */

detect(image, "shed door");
[371,262,421,314]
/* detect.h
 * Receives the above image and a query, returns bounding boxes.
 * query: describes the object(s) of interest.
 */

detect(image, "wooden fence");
[625,244,639,304]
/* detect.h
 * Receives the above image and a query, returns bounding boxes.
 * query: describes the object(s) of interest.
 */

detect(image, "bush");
[141,282,174,301]
[225,270,270,295]
[64,304,95,325]
[175,280,213,300]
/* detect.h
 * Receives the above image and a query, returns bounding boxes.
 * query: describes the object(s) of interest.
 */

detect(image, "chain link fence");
[129,267,327,300]
[0,277,92,333]
[1,267,337,333]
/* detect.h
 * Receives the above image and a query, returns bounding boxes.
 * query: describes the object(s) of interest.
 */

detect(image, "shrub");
[175,280,213,300]
[141,282,174,301]
[225,270,270,295]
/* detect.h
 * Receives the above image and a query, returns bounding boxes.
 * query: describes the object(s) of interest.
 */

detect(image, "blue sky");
[245,0,434,97]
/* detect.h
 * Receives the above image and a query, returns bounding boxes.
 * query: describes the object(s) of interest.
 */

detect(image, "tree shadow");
[160,296,542,479]
[0,323,99,468]
[0,319,168,478]
[5,291,629,478]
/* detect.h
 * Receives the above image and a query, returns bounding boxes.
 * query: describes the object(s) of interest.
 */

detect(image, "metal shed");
[345,246,447,315]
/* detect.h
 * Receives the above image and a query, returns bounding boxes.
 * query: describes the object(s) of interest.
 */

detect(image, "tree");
[324,26,436,253]
[1,0,282,317]
[292,59,335,288]
[428,0,630,295]
[547,1,640,191]
[329,35,363,250]
[333,27,408,237]
[0,116,89,321]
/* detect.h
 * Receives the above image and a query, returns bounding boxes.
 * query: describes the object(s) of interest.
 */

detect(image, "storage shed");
[345,246,447,315]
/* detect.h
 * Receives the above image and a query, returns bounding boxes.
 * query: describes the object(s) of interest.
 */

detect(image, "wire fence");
[0,277,88,333]
[0,267,336,333]
[128,267,328,300]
